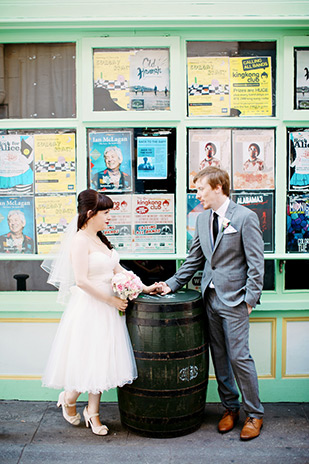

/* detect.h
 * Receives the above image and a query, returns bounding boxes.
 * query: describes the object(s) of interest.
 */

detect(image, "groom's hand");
[156,281,171,295]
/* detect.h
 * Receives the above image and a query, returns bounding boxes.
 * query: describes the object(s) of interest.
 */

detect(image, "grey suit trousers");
[205,288,264,418]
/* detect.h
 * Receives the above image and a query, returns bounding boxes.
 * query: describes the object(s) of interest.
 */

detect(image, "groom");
[157,166,264,440]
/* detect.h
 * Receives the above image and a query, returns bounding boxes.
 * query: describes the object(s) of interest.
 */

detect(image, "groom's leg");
[205,289,240,411]
[221,300,264,418]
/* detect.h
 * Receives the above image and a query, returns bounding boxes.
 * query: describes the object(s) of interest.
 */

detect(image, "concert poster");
[104,194,133,253]
[93,50,131,111]
[89,130,133,193]
[286,193,309,253]
[231,191,274,252]
[188,129,232,190]
[187,56,230,116]
[232,128,275,190]
[133,194,175,253]
[34,133,76,194]
[0,196,35,254]
[137,136,168,180]
[129,49,170,111]
[187,193,204,252]
[294,48,309,110]
[288,130,309,191]
[229,57,272,116]
[35,194,76,254]
[0,135,34,196]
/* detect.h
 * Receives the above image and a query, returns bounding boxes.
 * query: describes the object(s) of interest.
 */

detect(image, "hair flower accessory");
[112,270,144,316]
[222,217,231,232]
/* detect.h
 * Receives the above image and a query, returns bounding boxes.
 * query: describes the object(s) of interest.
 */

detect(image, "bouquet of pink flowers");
[112,270,144,315]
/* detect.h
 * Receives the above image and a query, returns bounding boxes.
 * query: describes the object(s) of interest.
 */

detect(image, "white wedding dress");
[42,249,137,394]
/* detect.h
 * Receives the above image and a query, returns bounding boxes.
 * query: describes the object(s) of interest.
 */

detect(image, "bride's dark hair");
[77,189,114,250]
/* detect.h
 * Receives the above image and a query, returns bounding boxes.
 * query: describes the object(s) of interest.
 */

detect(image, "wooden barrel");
[117,289,209,438]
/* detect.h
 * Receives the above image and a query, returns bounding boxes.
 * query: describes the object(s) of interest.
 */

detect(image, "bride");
[42,189,156,435]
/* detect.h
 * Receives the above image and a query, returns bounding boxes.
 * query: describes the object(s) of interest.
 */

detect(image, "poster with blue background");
[0,196,35,254]
[137,136,167,180]
[89,130,133,192]
[287,193,309,253]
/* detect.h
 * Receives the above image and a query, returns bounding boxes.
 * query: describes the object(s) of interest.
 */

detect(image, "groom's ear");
[214,184,222,194]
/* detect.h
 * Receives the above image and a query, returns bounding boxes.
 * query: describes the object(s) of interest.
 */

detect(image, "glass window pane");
[187,41,276,117]
[0,260,57,291]
[0,129,77,255]
[263,260,275,291]
[93,48,170,112]
[285,260,309,289]
[121,259,177,286]
[0,43,76,119]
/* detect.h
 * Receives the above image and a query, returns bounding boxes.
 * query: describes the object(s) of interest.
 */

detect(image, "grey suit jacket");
[166,200,264,308]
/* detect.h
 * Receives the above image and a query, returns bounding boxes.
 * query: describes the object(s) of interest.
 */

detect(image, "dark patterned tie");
[213,212,219,246]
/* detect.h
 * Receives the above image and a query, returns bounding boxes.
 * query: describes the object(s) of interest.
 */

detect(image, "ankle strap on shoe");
[64,401,76,407]
[88,412,100,419]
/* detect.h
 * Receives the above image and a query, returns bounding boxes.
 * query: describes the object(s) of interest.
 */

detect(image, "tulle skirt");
[42,284,137,394]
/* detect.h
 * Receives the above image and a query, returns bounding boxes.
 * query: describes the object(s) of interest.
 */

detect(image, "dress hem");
[41,375,138,395]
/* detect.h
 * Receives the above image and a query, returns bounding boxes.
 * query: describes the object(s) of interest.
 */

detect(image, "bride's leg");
[87,392,102,427]
[57,390,81,426]
[65,390,81,416]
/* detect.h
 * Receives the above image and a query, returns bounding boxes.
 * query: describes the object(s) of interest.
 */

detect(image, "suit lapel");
[212,200,237,253]
[200,210,212,254]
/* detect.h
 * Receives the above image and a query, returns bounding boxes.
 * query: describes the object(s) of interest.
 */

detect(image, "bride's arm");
[113,262,160,294]
[71,234,127,312]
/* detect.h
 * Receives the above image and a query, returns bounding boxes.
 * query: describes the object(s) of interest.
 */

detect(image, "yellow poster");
[187,57,230,116]
[35,194,76,254]
[34,133,76,193]
[93,51,132,111]
[230,57,272,116]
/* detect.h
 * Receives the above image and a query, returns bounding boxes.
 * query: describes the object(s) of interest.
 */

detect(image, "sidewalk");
[0,401,308,464]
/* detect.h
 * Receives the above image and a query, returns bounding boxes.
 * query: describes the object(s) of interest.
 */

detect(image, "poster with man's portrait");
[188,129,231,190]
[89,130,133,193]
[231,191,274,252]
[0,196,35,254]
[232,129,275,190]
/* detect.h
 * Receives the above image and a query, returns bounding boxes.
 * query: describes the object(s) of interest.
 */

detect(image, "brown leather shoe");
[240,417,263,440]
[218,409,240,433]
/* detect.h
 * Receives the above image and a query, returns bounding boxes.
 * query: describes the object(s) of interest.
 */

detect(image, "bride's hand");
[109,296,128,312]
[143,283,162,294]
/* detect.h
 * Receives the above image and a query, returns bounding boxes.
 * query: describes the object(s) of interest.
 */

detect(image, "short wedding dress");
[42,249,137,394]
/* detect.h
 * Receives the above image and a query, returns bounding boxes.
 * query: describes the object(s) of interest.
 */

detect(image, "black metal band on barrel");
[128,312,204,327]
[119,405,205,426]
[132,298,202,313]
[120,379,208,398]
[134,343,208,361]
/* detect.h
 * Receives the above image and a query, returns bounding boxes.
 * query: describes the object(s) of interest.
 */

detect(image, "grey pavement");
[0,401,308,464]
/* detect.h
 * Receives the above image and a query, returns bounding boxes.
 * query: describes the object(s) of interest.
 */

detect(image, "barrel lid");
[137,289,201,304]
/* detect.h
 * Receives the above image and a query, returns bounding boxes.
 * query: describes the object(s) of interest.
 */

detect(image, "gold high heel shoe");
[83,406,109,436]
[57,391,81,426]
